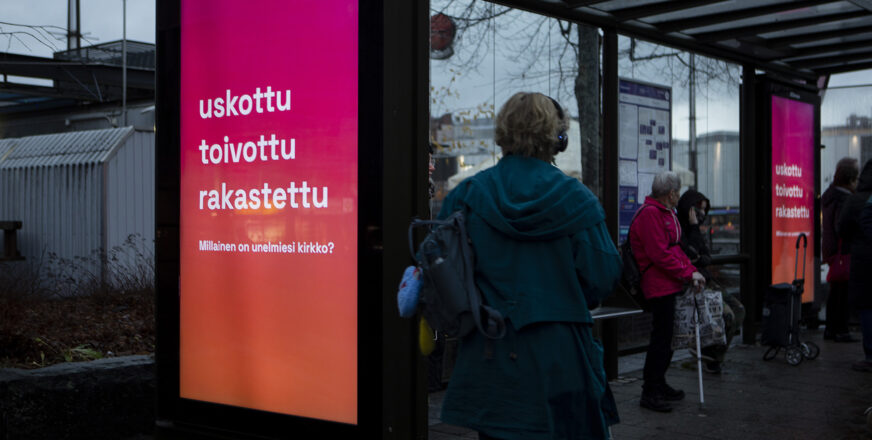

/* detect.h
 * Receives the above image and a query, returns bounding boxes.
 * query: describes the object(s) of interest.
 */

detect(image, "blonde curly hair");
[495,92,569,162]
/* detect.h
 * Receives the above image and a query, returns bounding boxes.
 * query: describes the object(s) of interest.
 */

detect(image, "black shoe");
[659,384,686,401]
[640,394,673,412]
[834,333,859,343]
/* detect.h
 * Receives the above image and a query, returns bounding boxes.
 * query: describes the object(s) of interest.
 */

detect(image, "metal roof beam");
[0,82,96,101]
[609,0,728,22]
[760,23,872,48]
[0,61,155,90]
[791,48,872,68]
[561,0,607,8]
[693,10,870,42]
[0,53,54,63]
[816,59,872,74]
[775,37,872,61]
[849,0,872,12]
[489,0,818,81]
[654,0,842,33]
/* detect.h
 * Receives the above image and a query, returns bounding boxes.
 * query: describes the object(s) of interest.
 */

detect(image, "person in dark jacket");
[862,195,872,239]
[676,190,745,374]
[837,159,872,372]
[630,172,705,413]
[438,92,622,439]
[822,157,860,342]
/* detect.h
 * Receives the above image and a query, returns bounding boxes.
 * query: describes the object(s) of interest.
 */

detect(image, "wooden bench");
[591,306,643,380]
[0,221,24,261]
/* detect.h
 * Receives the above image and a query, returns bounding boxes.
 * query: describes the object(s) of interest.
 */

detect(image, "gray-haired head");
[651,171,681,198]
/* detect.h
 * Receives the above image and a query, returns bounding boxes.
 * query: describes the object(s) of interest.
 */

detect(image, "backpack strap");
[454,212,506,340]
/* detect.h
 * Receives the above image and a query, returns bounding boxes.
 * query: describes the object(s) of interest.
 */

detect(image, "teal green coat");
[438,155,621,439]
[439,155,620,328]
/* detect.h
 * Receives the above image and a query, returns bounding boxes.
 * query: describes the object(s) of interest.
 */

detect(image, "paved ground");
[429,328,872,439]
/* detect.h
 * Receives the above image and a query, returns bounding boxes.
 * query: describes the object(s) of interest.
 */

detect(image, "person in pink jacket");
[629,171,705,412]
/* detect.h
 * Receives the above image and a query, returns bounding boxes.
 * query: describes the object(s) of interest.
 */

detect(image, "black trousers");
[825,280,851,335]
[642,292,678,395]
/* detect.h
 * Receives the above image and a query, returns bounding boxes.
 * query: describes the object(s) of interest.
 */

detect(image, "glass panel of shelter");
[429,1,587,216]
[428,0,744,349]
[428,0,605,390]
[616,34,742,351]
[820,83,872,189]
[820,77,872,283]
[617,35,741,257]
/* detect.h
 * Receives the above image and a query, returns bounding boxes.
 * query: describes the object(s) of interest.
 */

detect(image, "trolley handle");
[795,233,807,250]
[794,232,807,282]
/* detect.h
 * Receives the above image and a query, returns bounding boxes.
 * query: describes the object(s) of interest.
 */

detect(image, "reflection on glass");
[429,1,600,214]
[708,263,742,297]
[821,85,872,190]
[618,35,741,253]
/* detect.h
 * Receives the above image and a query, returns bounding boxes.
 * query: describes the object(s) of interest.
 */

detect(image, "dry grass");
[0,234,155,369]
[0,289,154,369]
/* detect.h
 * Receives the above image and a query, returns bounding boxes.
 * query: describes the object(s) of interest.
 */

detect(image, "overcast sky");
[2,0,155,56]
[1,0,869,129]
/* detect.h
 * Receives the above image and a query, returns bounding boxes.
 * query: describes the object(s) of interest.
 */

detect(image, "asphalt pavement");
[429,327,872,440]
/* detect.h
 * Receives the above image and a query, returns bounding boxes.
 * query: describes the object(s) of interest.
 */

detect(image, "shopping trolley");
[762,233,820,365]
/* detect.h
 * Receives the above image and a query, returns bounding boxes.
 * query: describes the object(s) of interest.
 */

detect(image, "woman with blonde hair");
[438,92,621,439]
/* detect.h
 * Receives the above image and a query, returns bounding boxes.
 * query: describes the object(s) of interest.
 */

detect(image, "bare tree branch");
[0,21,99,54]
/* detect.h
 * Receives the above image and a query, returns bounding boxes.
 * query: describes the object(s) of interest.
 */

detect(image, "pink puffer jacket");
[629,197,695,299]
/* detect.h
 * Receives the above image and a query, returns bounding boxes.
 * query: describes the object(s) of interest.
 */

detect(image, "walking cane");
[694,287,705,411]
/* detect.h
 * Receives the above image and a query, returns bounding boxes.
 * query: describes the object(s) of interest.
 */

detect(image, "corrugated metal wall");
[0,127,154,288]
[0,159,105,281]
[105,130,156,285]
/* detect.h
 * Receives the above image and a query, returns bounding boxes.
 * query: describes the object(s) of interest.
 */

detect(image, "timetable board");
[617,78,672,243]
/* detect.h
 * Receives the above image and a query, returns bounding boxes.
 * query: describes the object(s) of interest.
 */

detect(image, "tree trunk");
[575,23,601,199]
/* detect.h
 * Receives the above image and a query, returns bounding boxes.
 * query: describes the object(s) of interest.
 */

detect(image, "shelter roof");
[0,127,133,168]
[496,0,872,82]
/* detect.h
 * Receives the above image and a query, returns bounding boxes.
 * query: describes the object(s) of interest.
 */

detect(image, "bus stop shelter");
[154,1,872,438]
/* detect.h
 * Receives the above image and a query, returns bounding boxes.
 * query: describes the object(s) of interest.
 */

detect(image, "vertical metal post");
[122,0,128,126]
[740,64,757,344]
[602,29,619,243]
[381,0,428,437]
[68,0,80,51]
[689,53,698,189]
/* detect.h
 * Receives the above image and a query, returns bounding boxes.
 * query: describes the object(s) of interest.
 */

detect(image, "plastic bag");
[672,288,727,351]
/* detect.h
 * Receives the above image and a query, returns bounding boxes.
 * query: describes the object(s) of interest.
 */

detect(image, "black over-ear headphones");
[547,96,568,153]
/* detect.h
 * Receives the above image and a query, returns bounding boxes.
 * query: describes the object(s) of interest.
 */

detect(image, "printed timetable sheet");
[617,79,671,242]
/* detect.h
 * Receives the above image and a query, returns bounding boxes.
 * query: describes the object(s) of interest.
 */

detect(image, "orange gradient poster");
[771,95,814,303]
[179,0,358,424]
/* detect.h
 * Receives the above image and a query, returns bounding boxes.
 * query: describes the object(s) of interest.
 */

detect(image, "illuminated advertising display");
[179,0,358,424]
[771,95,814,303]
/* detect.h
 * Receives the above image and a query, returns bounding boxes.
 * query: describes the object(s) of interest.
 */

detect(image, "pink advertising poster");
[771,95,815,303]
[179,0,358,424]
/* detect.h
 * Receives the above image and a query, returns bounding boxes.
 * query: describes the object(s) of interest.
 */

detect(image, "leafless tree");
[0,21,97,54]
[430,1,739,197]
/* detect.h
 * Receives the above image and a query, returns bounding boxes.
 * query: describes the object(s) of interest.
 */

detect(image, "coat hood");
[858,159,872,193]
[676,189,710,231]
[456,154,604,241]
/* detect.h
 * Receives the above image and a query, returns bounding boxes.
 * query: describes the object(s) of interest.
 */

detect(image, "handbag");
[826,240,850,282]
[672,288,727,351]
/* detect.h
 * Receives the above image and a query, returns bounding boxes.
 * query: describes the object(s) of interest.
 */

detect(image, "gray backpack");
[408,210,506,339]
